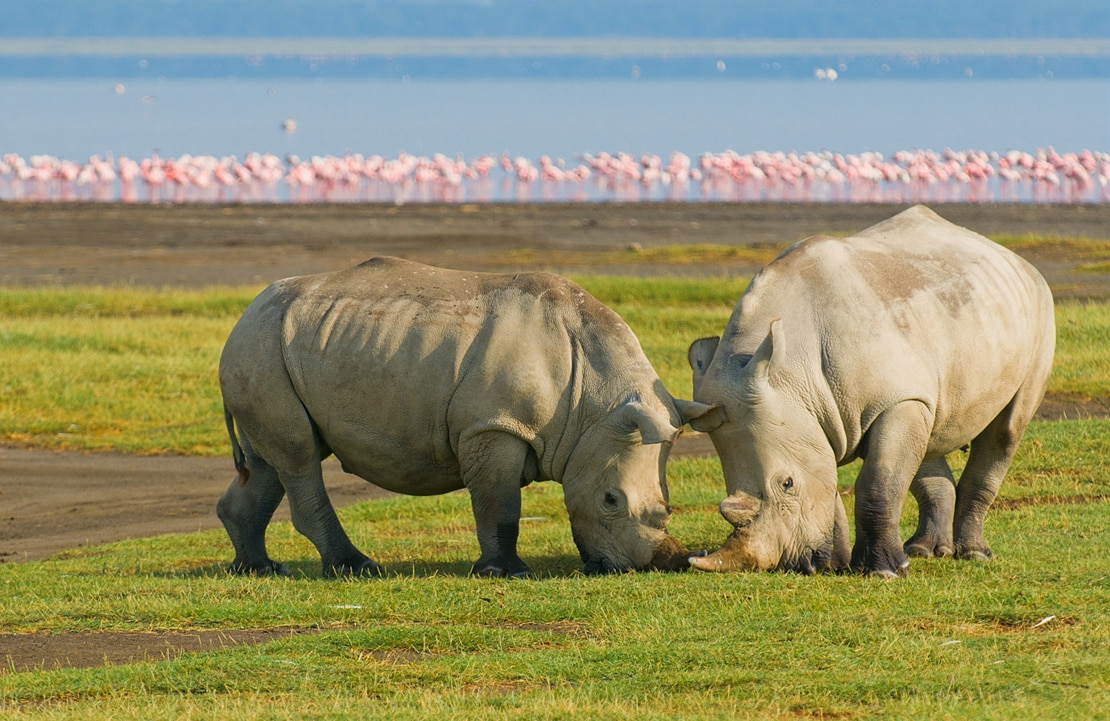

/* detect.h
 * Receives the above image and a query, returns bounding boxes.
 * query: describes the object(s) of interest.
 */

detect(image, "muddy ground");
[2,201,1109,673]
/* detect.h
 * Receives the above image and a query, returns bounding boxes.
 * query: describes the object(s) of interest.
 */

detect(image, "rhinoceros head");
[686,320,850,574]
[561,394,712,575]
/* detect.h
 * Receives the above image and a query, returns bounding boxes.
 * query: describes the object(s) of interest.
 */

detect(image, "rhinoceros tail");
[224,406,251,486]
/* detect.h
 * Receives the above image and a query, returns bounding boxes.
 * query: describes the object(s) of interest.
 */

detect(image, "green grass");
[509,244,782,269]
[1,445,1108,718]
[1,282,1106,454]
[1052,301,1110,398]
[0,286,260,319]
[991,233,1110,255]
[1,280,1109,718]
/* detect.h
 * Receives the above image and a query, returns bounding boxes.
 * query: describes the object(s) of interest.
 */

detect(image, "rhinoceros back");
[730,205,1054,460]
[232,257,645,495]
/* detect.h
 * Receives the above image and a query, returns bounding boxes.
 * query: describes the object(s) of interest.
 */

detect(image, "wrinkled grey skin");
[218,257,711,578]
[687,206,1055,578]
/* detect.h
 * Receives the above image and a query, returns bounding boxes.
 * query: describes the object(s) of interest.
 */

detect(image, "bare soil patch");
[2,628,319,674]
[2,201,1108,673]
[0,449,393,565]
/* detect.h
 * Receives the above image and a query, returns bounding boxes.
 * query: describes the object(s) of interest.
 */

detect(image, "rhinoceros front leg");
[459,430,533,578]
[904,457,956,559]
[851,401,933,578]
[217,448,289,576]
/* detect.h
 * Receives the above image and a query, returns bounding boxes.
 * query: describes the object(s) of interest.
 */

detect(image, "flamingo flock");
[1,147,1107,204]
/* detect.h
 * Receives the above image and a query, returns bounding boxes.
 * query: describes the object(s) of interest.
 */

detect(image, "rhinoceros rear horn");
[616,400,681,445]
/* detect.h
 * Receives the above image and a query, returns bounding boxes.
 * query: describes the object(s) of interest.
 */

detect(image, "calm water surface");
[3,78,1107,161]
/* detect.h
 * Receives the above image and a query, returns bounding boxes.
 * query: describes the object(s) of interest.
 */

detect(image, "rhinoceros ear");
[615,401,681,445]
[688,337,720,394]
[744,318,785,383]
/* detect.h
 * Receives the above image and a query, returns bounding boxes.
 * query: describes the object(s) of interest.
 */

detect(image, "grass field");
[1,277,1107,454]
[2,277,1109,718]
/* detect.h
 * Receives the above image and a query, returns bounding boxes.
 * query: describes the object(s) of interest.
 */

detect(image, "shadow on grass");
[162,553,589,581]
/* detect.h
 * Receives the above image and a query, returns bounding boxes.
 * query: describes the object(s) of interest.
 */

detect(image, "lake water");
[2,77,1108,203]
[4,77,1108,160]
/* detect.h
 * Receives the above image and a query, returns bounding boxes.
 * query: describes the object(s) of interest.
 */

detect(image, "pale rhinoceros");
[686,205,1055,578]
[218,257,709,578]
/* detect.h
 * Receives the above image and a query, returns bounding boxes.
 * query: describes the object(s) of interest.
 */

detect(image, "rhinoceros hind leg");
[904,457,956,559]
[217,444,289,576]
[952,394,1033,562]
[279,464,380,578]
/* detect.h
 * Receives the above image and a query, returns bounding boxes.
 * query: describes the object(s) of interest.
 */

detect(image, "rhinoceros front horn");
[688,529,761,572]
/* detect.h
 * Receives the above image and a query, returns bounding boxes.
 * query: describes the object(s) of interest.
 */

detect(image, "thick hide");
[218,257,711,578]
[688,205,1055,577]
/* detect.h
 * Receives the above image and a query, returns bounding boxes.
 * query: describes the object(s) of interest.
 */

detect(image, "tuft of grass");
[1078,261,1110,273]
[0,313,236,455]
[573,274,749,308]
[1051,300,1110,399]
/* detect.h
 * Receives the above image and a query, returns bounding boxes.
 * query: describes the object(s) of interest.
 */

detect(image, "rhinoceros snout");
[647,534,693,572]
[580,534,692,574]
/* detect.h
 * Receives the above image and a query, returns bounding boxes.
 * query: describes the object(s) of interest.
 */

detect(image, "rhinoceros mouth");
[778,540,847,575]
[778,553,820,575]
[581,555,634,575]
[579,533,691,575]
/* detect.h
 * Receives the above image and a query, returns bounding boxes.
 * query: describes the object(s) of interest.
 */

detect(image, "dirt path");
[2,201,1107,674]
[0,449,394,564]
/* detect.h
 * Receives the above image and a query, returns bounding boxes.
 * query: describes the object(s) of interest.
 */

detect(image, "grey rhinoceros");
[218,257,709,578]
[686,205,1055,578]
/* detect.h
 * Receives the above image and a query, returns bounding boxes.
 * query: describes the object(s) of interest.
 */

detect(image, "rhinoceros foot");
[904,536,955,559]
[228,559,291,577]
[850,542,910,579]
[953,543,994,563]
[324,557,383,579]
[471,556,534,579]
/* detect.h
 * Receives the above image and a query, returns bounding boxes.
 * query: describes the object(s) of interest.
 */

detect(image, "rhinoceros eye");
[601,490,629,516]
[782,477,795,493]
